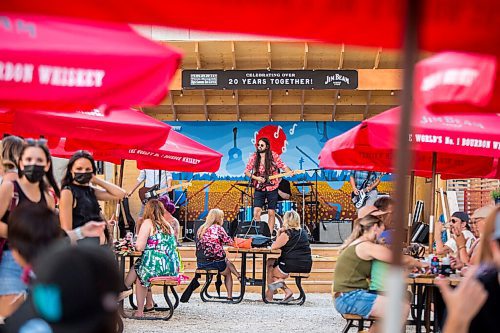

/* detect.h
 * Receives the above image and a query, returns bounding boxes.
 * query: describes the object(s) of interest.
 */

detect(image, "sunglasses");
[450,218,461,224]
[25,138,48,146]
[258,144,266,148]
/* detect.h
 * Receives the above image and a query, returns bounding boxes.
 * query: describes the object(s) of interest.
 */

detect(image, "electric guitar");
[254,170,305,190]
[138,182,192,204]
[351,173,384,209]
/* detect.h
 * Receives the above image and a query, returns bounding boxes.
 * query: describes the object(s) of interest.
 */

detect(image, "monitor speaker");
[184,220,230,241]
[319,220,353,244]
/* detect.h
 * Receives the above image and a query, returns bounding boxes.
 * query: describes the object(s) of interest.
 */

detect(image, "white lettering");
[421,68,479,91]
[37,65,105,87]
[0,62,34,83]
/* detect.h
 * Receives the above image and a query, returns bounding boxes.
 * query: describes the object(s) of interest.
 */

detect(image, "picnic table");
[406,274,462,333]
[227,247,281,303]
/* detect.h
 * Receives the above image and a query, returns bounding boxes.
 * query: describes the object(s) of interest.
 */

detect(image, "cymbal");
[294,182,314,187]
[235,182,254,187]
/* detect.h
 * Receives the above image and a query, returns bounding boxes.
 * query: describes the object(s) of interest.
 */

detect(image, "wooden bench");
[341,314,375,333]
[130,278,180,321]
[196,269,237,303]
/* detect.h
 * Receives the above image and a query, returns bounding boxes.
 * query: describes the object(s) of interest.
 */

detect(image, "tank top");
[1,181,48,250]
[279,228,312,264]
[333,241,372,293]
[63,184,102,229]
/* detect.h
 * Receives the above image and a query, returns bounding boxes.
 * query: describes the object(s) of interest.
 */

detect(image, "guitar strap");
[358,171,372,191]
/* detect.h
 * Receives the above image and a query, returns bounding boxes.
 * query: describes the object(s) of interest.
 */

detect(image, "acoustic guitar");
[254,170,305,190]
[138,182,192,204]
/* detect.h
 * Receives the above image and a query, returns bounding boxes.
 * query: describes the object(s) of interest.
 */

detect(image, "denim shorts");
[0,250,27,295]
[254,189,279,210]
[334,289,378,319]
[197,259,227,272]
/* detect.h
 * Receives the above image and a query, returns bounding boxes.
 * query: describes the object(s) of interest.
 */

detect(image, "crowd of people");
[0,134,498,333]
[0,135,314,331]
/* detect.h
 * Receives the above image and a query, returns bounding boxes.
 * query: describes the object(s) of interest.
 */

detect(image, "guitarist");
[349,170,382,210]
[244,138,294,234]
[127,169,173,223]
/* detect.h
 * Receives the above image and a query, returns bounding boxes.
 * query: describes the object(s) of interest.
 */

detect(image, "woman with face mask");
[0,138,59,317]
[59,151,126,244]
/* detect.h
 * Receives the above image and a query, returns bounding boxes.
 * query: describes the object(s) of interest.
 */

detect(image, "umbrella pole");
[114,159,125,241]
[429,152,437,254]
[407,171,415,244]
[383,1,421,333]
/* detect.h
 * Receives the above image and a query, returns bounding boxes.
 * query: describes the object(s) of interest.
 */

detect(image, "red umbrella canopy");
[1,0,499,56]
[319,107,500,179]
[98,129,223,172]
[0,13,182,110]
[415,52,499,114]
[4,108,171,151]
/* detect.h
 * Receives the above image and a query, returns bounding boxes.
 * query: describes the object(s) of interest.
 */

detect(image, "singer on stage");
[244,138,293,234]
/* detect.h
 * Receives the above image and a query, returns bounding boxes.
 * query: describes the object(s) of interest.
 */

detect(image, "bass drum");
[258,213,283,234]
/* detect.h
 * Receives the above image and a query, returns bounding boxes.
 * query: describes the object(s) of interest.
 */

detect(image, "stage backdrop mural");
[165,121,392,226]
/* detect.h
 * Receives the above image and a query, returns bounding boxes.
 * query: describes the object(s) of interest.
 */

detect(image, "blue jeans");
[197,259,227,272]
[334,289,378,318]
[0,250,27,295]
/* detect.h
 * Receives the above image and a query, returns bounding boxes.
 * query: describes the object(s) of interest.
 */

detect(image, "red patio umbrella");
[51,130,222,173]
[320,106,500,169]
[1,0,498,56]
[318,113,500,179]
[7,108,171,151]
[93,129,222,173]
[0,13,182,111]
[414,52,499,114]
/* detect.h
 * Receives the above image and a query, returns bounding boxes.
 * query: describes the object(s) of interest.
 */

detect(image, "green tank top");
[333,242,372,292]
[369,259,389,292]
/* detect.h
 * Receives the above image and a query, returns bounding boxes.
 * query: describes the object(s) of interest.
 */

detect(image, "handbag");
[250,234,272,248]
[234,237,252,249]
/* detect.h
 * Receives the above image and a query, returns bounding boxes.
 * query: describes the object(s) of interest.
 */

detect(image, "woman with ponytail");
[333,214,426,332]
[0,138,59,317]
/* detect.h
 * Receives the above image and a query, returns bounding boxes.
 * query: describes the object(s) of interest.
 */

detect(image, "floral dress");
[135,231,180,287]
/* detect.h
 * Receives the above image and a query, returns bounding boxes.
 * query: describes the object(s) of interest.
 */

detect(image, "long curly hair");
[253,137,276,177]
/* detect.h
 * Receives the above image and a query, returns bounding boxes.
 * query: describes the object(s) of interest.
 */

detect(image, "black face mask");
[23,165,46,183]
[73,172,93,185]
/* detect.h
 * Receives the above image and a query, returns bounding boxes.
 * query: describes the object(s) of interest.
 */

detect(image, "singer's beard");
[257,147,267,153]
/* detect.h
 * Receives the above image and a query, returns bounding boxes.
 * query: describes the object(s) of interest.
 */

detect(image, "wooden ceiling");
[144,41,427,121]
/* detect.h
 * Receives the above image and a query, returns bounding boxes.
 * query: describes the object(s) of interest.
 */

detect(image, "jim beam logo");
[324,73,351,87]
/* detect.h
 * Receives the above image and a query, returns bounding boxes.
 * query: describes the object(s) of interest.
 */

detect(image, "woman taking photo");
[266,210,312,302]
[59,150,126,244]
[196,208,240,300]
[0,138,59,317]
[123,199,180,317]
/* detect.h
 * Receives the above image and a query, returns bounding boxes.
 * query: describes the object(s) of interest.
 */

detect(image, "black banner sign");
[182,70,358,90]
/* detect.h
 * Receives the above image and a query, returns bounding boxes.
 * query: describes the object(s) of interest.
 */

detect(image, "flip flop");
[143,307,155,313]
[281,294,294,303]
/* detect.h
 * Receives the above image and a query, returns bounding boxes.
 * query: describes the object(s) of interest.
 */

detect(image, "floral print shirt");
[196,224,233,263]
[244,151,288,191]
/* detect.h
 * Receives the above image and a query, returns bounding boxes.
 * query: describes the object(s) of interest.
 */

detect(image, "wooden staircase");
[149,245,338,294]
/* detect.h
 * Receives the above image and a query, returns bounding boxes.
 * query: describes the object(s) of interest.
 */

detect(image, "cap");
[7,242,120,333]
[358,205,389,219]
[471,206,495,219]
[452,211,470,223]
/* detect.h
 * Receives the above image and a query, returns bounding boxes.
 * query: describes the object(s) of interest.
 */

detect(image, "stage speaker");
[184,220,231,241]
[319,220,353,244]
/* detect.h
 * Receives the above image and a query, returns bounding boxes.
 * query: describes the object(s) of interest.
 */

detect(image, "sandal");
[144,306,155,313]
[281,293,294,303]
